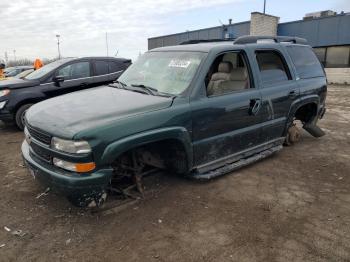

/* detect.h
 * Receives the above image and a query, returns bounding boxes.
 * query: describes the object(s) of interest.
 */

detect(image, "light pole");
[13,50,16,62]
[263,0,266,14]
[56,34,61,59]
[105,32,109,57]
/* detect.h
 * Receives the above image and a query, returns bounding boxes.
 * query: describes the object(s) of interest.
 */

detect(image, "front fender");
[100,126,193,168]
[8,90,46,111]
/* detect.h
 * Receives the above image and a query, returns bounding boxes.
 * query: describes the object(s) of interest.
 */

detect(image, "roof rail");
[180,39,235,45]
[234,35,308,45]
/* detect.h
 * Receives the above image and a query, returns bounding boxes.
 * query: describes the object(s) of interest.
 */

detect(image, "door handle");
[249,98,261,116]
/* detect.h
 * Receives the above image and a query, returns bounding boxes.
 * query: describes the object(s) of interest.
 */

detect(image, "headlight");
[0,101,6,109]
[0,89,10,97]
[51,137,91,154]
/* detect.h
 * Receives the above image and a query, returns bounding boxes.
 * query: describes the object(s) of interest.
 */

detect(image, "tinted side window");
[108,61,124,73]
[256,50,291,84]
[58,62,90,80]
[287,46,324,79]
[94,60,109,75]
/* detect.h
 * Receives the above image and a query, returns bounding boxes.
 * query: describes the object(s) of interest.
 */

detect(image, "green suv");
[22,36,327,207]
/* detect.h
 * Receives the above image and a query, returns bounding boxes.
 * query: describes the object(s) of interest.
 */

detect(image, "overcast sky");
[0,0,349,61]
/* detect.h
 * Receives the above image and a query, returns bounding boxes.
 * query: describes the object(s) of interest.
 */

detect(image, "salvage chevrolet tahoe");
[22,36,327,207]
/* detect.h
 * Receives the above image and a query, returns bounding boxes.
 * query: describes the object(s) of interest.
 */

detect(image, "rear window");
[287,46,324,79]
[256,50,291,84]
[108,61,124,73]
[94,60,109,76]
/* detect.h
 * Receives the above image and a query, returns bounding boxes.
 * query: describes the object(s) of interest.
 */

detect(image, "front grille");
[30,143,51,163]
[27,125,52,145]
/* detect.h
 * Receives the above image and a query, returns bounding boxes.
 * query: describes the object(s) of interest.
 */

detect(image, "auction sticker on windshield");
[168,59,191,68]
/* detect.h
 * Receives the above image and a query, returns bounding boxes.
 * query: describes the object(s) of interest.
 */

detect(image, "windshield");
[25,59,71,80]
[118,51,205,95]
[15,69,34,79]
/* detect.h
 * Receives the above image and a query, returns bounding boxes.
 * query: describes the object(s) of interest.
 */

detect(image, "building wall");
[148,22,250,50]
[278,14,350,47]
[148,13,350,50]
[325,68,350,84]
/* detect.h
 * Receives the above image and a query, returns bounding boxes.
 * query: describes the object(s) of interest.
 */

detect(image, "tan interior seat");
[207,62,233,96]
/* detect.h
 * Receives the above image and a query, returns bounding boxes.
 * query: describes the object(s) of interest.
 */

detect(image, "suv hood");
[26,86,174,138]
[0,78,39,89]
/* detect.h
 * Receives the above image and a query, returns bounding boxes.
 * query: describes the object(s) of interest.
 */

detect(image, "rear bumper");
[319,106,326,119]
[21,140,113,196]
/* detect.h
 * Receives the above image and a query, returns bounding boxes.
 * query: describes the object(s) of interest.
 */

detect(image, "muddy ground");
[0,85,349,262]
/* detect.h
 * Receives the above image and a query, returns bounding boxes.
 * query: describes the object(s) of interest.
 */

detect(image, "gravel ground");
[0,85,349,262]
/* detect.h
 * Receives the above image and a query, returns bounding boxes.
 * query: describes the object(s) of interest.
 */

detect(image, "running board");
[191,145,283,180]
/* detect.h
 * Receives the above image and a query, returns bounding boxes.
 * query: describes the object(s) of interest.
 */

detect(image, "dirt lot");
[0,85,349,262]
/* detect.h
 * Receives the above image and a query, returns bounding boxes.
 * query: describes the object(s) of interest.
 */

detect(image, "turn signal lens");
[53,158,95,173]
[75,162,96,173]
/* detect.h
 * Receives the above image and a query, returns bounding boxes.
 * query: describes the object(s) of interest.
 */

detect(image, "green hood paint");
[26,86,174,138]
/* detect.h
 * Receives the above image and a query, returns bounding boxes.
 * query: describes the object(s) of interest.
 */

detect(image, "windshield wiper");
[131,84,158,96]
[110,80,127,89]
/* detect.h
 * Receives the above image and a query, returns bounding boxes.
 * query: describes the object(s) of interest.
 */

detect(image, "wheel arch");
[101,127,193,170]
[283,95,320,136]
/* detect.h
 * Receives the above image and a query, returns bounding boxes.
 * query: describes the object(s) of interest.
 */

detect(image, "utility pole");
[4,52,8,64]
[13,50,16,62]
[263,0,266,14]
[105,32,109,57]
[56,34,61,59]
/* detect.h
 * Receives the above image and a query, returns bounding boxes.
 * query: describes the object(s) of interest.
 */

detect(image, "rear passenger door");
[92,60,111,85]
[253,49,299,142]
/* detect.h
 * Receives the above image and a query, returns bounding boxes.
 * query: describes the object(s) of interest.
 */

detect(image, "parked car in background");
[3,66,34,78]
[14,69,35,79]
[0,56,131,129]
[22,36,327,207]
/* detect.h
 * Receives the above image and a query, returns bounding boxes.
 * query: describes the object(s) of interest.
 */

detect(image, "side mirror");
[53,75,65,83]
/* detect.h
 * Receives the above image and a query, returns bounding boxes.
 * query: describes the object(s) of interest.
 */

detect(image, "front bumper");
[22,140,113,196]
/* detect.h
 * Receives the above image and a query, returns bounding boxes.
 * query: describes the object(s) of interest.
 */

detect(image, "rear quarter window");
[108,61,125,73]
[287,46,325,79]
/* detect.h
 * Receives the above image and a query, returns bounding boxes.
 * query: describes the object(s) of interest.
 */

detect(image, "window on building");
[287,46,324,79]
[255,50,291,84]
[326,46,350,68]
[313,47,327,67]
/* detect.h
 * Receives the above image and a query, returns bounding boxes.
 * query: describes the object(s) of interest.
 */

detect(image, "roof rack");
[180,39,235,45]
[234,35,308,45]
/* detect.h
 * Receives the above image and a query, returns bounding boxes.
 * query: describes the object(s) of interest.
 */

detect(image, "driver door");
[46,61,93,97]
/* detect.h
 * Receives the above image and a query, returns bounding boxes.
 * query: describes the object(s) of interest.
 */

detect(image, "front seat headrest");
[218,62,232,74]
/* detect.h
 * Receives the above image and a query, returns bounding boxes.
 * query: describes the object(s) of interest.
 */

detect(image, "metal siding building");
[148,12,350,83]
[148,13,350,49]
[278,14,350,47]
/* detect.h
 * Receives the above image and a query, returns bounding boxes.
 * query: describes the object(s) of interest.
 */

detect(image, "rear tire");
[15,104,33,130]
